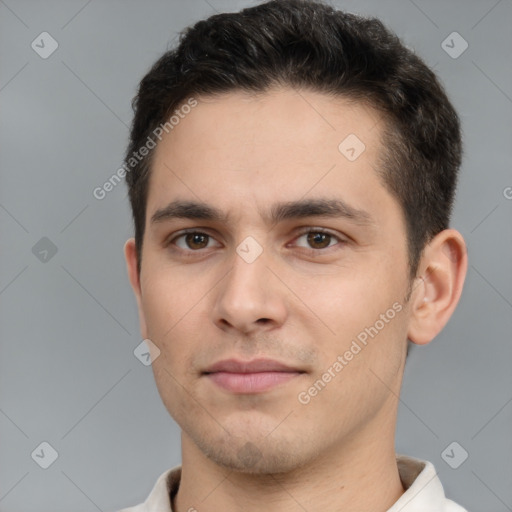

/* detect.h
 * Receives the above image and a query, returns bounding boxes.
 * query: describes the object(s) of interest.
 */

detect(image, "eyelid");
[293,226,344,238]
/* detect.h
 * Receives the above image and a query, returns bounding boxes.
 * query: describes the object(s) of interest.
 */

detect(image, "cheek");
[140,276,205,409]
[301,269,399,330]
[141,255,203,321]
[298,265,408,371]
[139,271,203,360]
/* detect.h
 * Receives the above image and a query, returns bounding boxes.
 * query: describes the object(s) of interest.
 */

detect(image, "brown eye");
[294,229,343,251]
[170,231,218,251]
[306,231,333,249]
[183,233,209,250]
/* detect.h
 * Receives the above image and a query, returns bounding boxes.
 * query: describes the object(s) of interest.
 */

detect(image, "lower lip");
[205,371,302,393]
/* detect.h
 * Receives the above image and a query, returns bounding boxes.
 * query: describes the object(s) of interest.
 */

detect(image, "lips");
[203,358,302,374]
[203,358,305,393]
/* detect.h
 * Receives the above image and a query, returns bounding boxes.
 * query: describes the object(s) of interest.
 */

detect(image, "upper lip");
[203,358,304,374]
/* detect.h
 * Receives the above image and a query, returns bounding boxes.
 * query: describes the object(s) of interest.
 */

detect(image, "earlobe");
[123,238,148,339]
[407,229,467,346]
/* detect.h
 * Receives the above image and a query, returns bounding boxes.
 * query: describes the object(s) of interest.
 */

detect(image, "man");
[120,0,469,510]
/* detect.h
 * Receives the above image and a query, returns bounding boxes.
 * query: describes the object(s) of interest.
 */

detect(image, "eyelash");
[166,227,346,257]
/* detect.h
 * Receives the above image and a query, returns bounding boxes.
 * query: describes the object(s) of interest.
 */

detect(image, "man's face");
[128,88,414,474]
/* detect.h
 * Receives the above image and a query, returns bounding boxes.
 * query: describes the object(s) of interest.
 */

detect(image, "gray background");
[1,0,511,511]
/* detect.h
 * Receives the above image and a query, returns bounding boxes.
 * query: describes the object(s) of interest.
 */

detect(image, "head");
[124,0,467,474]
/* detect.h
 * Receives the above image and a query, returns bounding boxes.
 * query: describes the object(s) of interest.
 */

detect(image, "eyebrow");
[150,197,374,228]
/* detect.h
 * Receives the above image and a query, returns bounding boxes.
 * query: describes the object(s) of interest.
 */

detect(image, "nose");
[211,246,288,336]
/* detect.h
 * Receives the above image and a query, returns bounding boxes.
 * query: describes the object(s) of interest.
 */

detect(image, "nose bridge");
[225,239,270,308]
[212,235,287,332]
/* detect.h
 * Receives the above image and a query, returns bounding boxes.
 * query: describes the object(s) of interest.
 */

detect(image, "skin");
[124,87,467,512]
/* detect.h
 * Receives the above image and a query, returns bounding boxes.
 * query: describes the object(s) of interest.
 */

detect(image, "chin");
[195,431,308,475]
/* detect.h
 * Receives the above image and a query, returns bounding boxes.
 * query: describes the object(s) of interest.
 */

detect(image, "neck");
[173,411,405,512]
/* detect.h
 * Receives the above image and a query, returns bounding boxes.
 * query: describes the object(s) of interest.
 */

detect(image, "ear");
[124,238,148,340]
[407,229,467,345]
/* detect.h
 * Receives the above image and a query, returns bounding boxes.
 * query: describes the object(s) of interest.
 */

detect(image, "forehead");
[146,87,398,228]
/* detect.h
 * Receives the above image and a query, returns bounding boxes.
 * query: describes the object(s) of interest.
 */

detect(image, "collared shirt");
[118,454,469,511]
